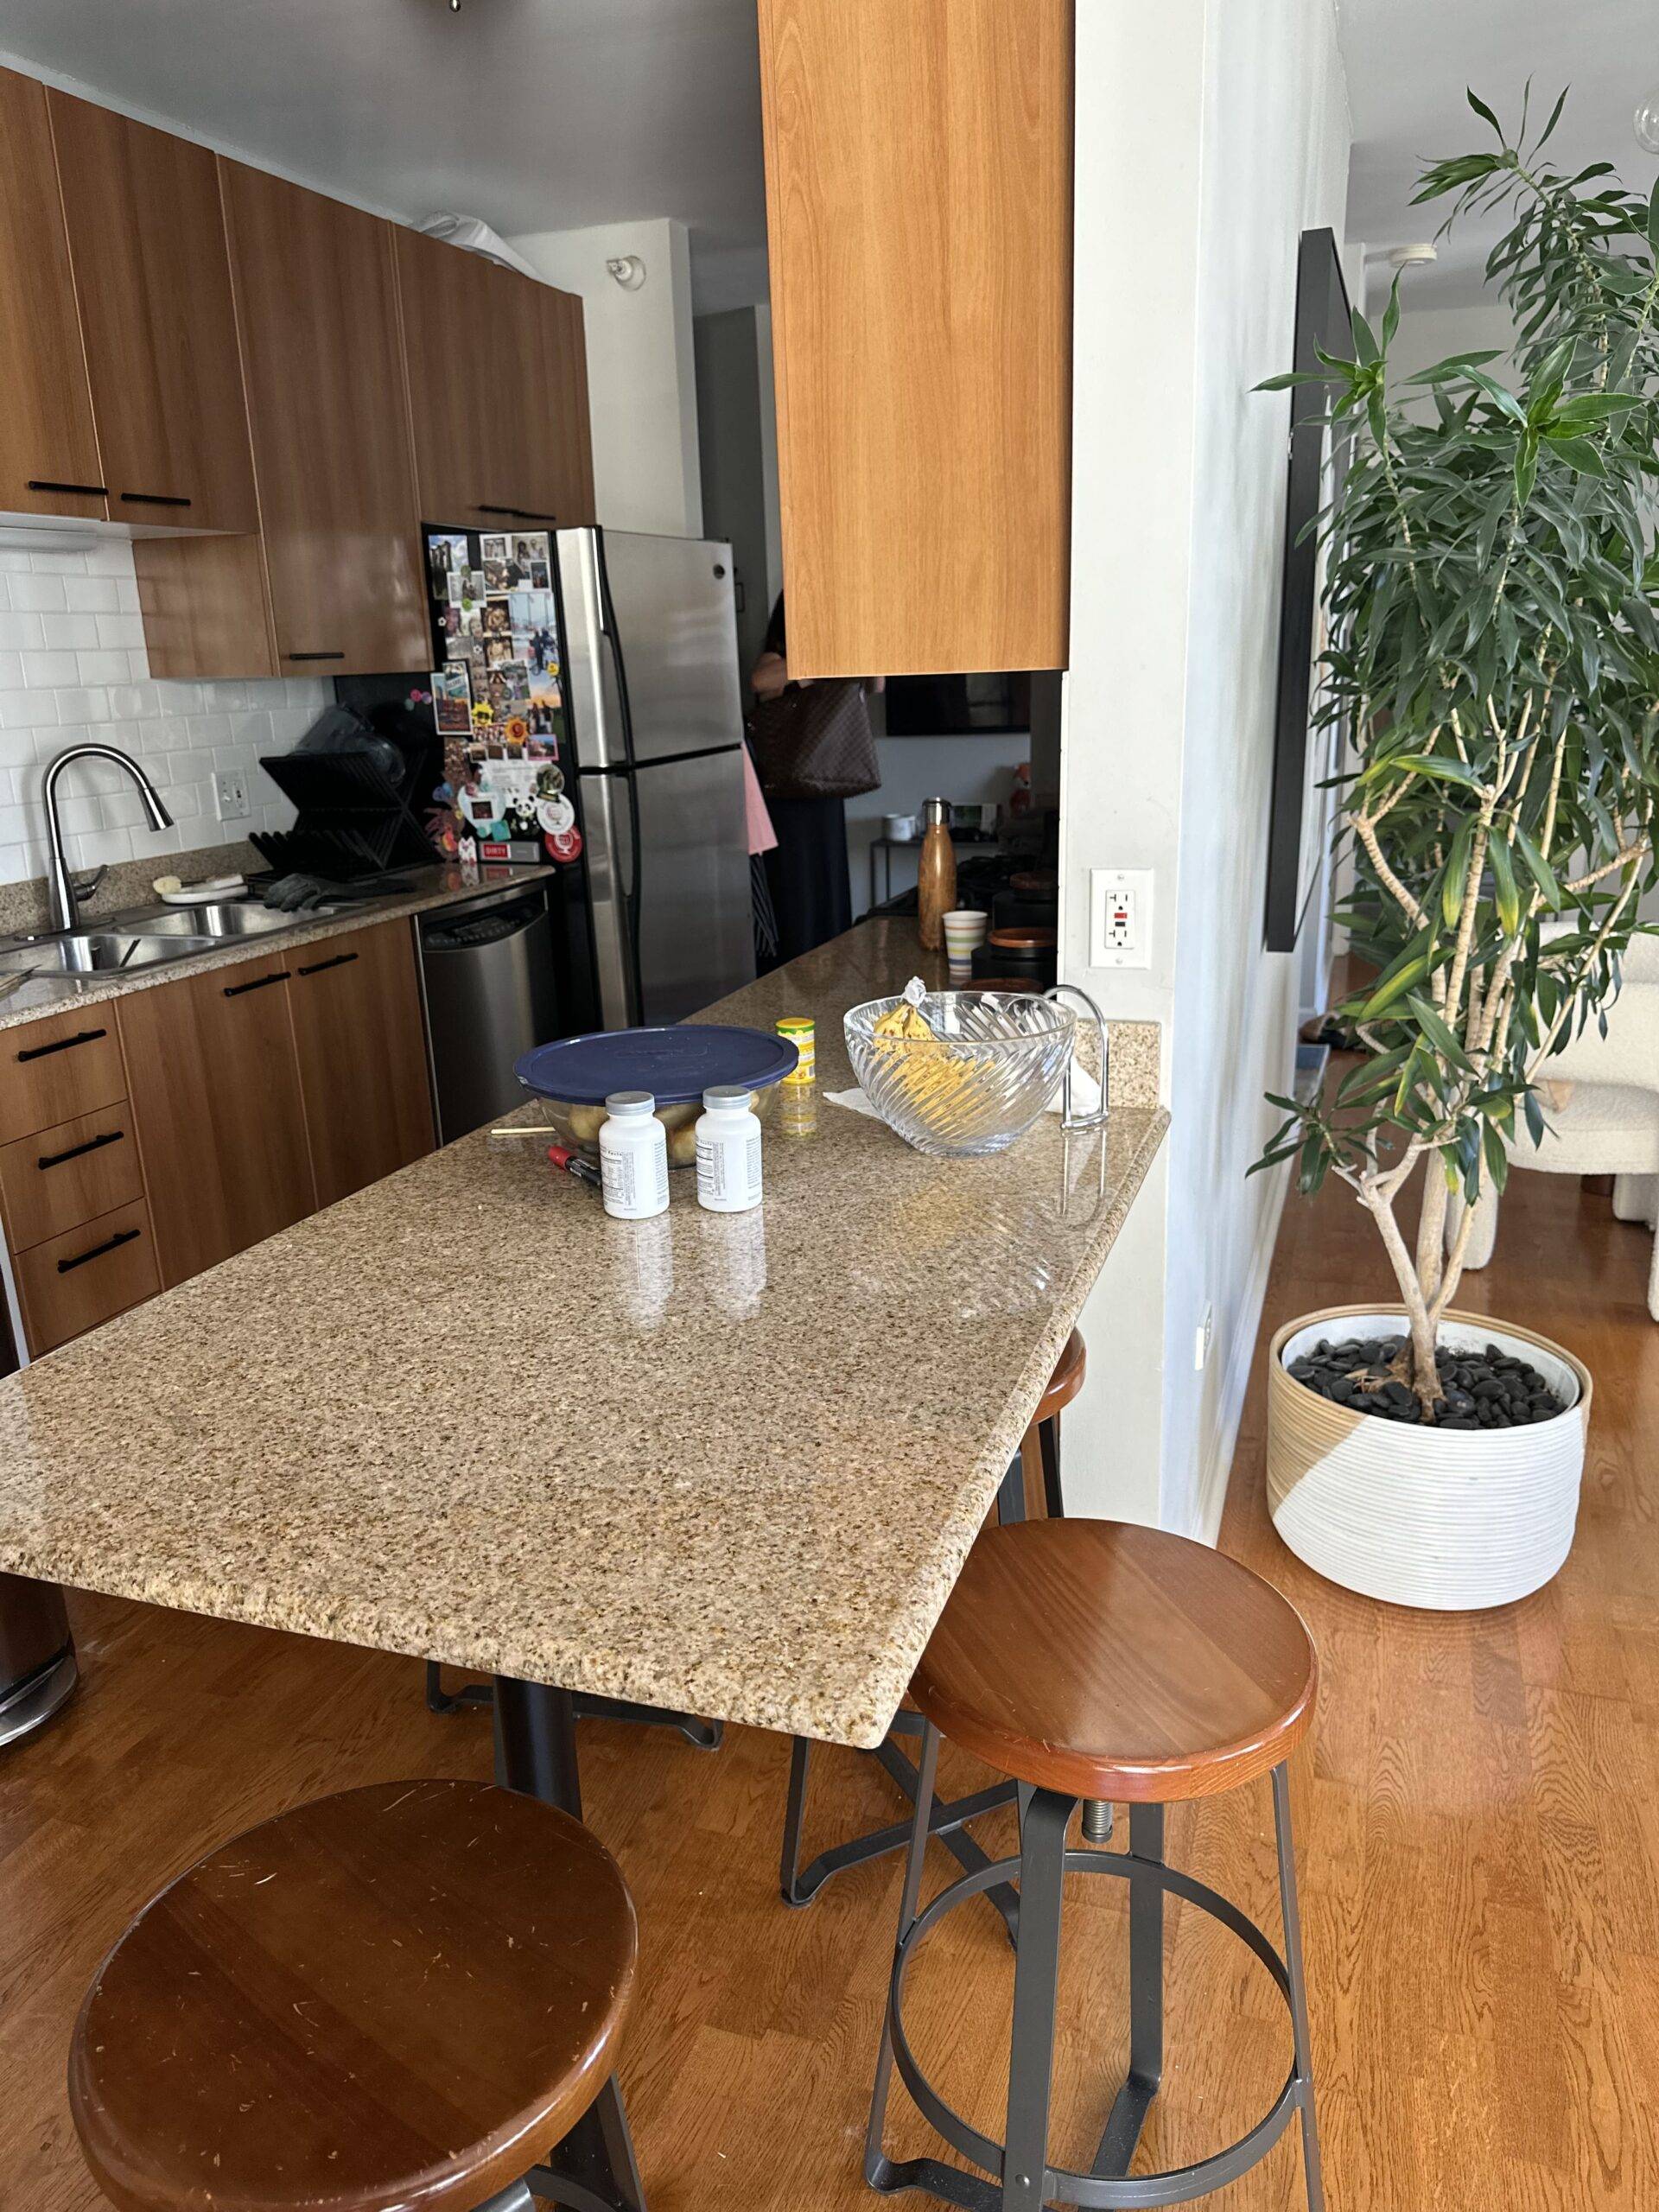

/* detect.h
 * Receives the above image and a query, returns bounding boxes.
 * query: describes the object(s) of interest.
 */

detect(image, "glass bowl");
[844,990,1075,1157]
[531,1085,784,1170]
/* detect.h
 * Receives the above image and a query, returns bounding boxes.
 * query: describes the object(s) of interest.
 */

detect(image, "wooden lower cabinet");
[118,950,318,1290]
[287,918,434,1210]
[14,1198,160,1355]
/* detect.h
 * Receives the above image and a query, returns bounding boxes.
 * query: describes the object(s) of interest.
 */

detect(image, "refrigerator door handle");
[593,532,647,1021]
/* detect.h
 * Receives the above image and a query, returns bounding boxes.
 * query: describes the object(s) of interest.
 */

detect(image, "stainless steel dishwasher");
[417,881,561,1143]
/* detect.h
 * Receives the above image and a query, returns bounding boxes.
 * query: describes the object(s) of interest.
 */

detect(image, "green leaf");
[1513,823,1563,908]
[1535,86,1569,151]
[1406,992,1475,1072]
[1381,273,1402,351]
[1490,836,1522,934]
[1482,1117,1511,1194]
[1649,175,1659,253]
[1440,819,1477,926]
[1514,435,1539,505]
[1359,949,1434,1020]
[1467,368,1527,421]
[1466,87,1504,137]
[1545,435,1607,476]
[1351,309,1380,368]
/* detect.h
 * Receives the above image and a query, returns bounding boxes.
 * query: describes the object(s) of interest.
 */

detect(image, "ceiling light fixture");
[1636,90,1659,154]
[1387,243,1439,269]
[607,255,646,291]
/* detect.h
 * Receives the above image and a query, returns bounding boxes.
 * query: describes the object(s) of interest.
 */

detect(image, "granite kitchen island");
[0,918,1166,1751]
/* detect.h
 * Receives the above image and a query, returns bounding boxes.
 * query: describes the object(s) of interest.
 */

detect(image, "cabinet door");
[535,283,596,527]
[220,160,427,675]
[757,0,1071,677]
[396,226,587,529]
[0,67,105,520]
[118,952,317,1288]
[49,91,259,532]
[287,919,435,1210]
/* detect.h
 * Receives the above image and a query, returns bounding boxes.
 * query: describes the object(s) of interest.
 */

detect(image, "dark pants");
[763,796,852,968]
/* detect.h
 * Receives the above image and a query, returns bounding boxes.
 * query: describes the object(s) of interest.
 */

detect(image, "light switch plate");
[214,768,251,823]
[1090,868,1153,968]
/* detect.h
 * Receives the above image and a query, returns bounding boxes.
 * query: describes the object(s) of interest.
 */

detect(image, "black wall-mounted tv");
[882,671,1031,737]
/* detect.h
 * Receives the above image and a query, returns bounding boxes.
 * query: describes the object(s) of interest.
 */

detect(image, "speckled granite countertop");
[0,918,1166,1748]
[0,863,555,1033]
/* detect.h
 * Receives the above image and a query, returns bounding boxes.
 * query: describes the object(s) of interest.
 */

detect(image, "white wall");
[1058,0,1351,1536]
[510,218,703,540]
[0,539,315,886]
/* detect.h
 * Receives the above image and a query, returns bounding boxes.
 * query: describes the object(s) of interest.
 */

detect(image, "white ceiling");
[0,0,769,309]
[1337,0,1659,308]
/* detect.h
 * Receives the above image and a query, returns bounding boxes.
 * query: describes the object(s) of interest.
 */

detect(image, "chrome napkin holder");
[1044,982,1110,1133]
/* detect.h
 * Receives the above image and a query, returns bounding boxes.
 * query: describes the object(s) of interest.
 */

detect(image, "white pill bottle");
[599,1090,670,1219]
[694,1085,763,1214]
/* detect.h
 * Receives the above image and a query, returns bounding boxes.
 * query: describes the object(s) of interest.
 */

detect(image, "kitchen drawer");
[15,1197,158,1357]
[0,1009,129,1147]
[0,1102,144,1251]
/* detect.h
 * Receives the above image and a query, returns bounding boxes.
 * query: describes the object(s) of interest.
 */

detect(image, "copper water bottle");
[916,797,957,952]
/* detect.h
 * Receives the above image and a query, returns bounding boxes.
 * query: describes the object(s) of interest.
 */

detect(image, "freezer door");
[581,749,756,1027]
[556,526,746,768]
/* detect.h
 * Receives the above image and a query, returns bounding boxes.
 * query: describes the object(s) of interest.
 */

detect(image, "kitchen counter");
[0,863,556,1033]
[0,919,1166,1748]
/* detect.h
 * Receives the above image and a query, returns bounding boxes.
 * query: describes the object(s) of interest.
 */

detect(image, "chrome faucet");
[42,743,173,934]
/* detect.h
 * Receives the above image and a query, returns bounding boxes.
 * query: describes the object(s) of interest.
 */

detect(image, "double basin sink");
[0,899,324,980]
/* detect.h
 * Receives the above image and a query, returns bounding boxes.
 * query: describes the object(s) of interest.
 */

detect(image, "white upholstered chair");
[1450,932,1659,1318]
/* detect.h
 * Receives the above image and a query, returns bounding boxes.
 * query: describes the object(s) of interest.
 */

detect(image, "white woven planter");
[1267,1305,1592,1611]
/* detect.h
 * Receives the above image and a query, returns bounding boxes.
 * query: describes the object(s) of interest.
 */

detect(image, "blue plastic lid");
[517,1024,799,1106]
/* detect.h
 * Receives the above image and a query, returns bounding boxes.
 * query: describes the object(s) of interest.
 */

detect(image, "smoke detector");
[1387,244,1439,270]
[607,255,647,292]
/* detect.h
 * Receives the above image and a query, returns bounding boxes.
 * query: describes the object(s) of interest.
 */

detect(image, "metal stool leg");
[1001,1787,1073,2211]
[1039,1414,1064,1519]
[865,1721,943,2195]
[1273,1763,1325,2212]
[1093,1801,1165,2176]
[996,1448,1027,1527]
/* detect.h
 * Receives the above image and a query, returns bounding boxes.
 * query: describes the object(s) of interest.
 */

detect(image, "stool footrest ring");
[878,1843,1310,2211]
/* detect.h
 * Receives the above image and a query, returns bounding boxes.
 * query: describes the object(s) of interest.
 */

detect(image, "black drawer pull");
[476,504,520,518]
[296,950,359,977]
[39,1128,124,1173]
[16,1026,107,1064]
[118,491,192,508]
[223,969,291,998]
[285,650,346,663]
[57,1226,139,1275]
[27,478,107,497]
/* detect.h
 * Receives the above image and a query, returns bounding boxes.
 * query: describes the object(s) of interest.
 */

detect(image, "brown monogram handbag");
[750,678,881,802]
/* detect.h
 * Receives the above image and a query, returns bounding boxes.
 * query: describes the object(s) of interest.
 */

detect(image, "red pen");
[547,1142,604,1193]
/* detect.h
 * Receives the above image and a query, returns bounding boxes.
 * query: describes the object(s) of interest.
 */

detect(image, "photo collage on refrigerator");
[424,527,582,867]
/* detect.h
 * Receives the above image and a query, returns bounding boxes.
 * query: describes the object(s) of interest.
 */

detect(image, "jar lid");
[702,1084,751,1110]
[605,1090,657,1116]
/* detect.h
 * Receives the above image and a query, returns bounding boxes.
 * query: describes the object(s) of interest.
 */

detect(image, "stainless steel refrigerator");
[556,527,755,1027]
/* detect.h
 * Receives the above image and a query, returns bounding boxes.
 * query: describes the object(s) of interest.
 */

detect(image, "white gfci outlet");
[214,768,251,823]
[1194,1302,1214,1372]
[1090,868,1153,968]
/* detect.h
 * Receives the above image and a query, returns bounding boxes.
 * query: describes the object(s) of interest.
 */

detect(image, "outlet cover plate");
[1090,868,1153,968]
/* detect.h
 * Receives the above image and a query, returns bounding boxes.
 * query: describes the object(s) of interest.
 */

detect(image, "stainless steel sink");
[118,902,302,939]
[0,931,215,976]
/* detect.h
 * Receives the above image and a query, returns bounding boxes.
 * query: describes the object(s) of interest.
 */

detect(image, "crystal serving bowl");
[844,990,1076,1157]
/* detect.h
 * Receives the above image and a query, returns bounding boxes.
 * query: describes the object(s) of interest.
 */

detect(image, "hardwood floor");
[3,1153,1656,2207]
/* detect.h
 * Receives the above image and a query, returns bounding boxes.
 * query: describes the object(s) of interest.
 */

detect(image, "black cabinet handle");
[285,651,345,663]
[117,491,192,508]
[476,505,556,523]
[223,969,291,998]
[27,479,107,497]
[296,950,359,978]
[57,1226,140,1275]
[38,1128,124,1173]
[16,1027,107,1065]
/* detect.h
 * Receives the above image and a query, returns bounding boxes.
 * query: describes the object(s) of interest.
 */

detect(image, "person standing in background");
[749,594,882,965]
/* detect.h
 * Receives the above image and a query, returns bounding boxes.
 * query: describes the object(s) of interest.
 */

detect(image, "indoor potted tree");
[1257,90,1659,1608]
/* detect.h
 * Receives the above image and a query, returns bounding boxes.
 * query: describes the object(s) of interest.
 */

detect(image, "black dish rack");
[252,746,441,881]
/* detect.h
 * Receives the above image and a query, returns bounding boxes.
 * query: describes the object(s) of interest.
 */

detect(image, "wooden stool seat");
[1028,1327,1085,1432]
[911,1519,1317,1802]
[69,1779,636,2212]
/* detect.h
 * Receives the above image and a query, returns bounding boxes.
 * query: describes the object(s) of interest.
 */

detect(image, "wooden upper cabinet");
[220,160,426,674]
[757,0,1073,677]
[286,918,434,1210]
[0,68,105,520]
[396,226,594,531]
[48,92,259,534]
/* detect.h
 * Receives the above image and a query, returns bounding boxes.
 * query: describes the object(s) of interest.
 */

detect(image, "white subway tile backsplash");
[63,576,119,613]
[0,539,328,887]
[21,651,81,690]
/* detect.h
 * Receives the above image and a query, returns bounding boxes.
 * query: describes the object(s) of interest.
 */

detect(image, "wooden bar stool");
[68,1779,646,2212]
[780,1331,1086,1923]
[867,1519,1324,2211]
